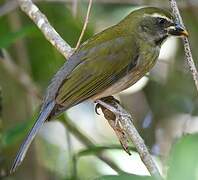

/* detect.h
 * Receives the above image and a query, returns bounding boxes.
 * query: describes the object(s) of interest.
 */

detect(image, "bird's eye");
[158,18,166,25]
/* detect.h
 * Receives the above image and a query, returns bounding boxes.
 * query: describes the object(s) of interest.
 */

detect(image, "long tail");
[10,101,56,174]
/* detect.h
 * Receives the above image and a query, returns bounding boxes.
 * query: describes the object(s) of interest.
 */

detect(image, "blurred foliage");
[167,134,198,180]
[0,25,36,48]
[0,0,198,180]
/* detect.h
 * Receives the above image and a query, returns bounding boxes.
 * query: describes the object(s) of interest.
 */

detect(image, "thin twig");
[97,100,162,180]
[75,0,93,50]
[17,0,73,59]
[169,0,198,92]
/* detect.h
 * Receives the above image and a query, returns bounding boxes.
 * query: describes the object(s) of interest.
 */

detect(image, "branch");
[75,0,93,50]
[96,100,162,180]
[169,0,198,92]
[17,0,73,59]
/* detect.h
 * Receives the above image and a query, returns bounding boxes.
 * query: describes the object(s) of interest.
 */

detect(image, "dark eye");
[158,18,166,25]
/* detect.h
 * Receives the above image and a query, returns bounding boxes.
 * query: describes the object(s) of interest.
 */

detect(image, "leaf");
[167,134,198,180]
[96,174,154,180]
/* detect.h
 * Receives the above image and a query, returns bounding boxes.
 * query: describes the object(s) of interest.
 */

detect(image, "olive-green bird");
[10,7,188,173]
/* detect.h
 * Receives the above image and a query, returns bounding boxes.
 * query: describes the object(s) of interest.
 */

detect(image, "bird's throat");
[155,35,168,46]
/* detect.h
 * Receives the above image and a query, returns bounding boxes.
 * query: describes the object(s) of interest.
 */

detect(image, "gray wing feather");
[41,50,87,111]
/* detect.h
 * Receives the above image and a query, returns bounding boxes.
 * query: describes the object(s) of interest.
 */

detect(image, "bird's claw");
[95,96,120,116]
[95,103,101,115]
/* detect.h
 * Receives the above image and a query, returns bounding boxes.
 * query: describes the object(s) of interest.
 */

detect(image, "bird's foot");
[95,96,120,115]
[95,103,101,115]
[95,96,131,155]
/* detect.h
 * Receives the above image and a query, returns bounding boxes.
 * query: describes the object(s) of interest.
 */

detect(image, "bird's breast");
[92,68,145,100]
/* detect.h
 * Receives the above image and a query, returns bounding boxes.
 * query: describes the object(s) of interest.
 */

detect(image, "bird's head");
[120,7,188,46]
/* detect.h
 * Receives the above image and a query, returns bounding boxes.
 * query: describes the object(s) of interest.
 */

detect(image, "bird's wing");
[55,35,139,110]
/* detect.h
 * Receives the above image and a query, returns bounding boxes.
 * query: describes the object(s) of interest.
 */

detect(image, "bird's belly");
[91,51,159,100]
[91,45,159,100]
[91,68,145,100]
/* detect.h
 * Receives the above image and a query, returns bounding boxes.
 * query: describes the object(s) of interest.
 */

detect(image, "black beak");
[167,23,189,37]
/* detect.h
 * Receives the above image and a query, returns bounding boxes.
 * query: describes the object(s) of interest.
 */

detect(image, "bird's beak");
[167,23,189,37]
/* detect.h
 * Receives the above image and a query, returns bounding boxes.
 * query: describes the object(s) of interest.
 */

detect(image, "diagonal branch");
[96,100,162,180]
[169,0,198,92]
[17,0,73,59]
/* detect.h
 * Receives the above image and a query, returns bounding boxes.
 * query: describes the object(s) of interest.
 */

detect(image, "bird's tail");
[10,101,55,174]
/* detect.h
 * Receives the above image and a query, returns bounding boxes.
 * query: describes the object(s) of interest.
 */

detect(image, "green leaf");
[167,134,198,180]
[96,174,154,180]
[0,25,36,48]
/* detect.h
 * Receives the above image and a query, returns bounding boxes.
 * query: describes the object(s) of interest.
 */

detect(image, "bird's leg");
[95,96,121,126]
[95,96,131,155]
[95,96,120,125]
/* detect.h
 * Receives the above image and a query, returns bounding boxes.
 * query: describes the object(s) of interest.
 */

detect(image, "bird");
[10,6,188,173]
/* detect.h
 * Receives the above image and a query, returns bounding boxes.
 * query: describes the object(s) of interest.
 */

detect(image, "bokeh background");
[0,0,198,180]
